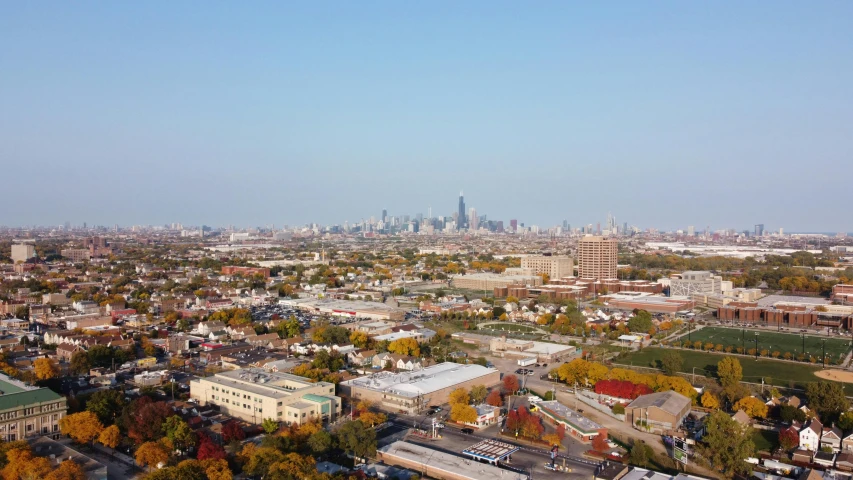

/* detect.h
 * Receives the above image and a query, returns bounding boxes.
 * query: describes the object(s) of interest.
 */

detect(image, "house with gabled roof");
[821,424,843,452]
[799,418,823,451]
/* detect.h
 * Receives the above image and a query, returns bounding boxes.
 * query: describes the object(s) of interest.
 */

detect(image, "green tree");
[627,310,653,333]
[308,430,332,455]
[162,416,196,453]
[697,410,755,478]
[806,382,849,423]
[660,351,683,376]
[335,420,377,460]
[86,390,126,425]
[469,385,488,404]
[261,418,279,435]
[717,357,743,389]
[629,440,653,467]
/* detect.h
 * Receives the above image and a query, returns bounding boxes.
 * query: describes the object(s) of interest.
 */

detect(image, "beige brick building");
[577,236,618,280]
[190,368,341,425]
[0,374,67,442]
[520,255,574,279]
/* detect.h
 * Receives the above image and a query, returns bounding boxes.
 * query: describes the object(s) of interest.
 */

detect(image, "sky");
[2,2,852,232]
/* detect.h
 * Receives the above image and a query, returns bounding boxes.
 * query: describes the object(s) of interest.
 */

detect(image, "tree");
[308,429,333,454]
[358,410,387,427]
[197,433,227,461]
[542,433,562,447]
[629,441,653,467]
[222,421,245,443]
[162,415,196,453]
[123,398,174,445]
[701,391,720,410]
[627,310,653,333]
[2,447,52,480]
[592,433,609,452]
[86,389,126,424]
[838,412,853,432]
[779,405,807,423]
[450,404,478,424]
[660,351,683,376]
[806,382,849,423]
[98,425,121,450]
[59,411,104,444]
[335,420,377,460]
[387,338,420,357]
[486,390,503,407]
[34,357,59,380]
[717,357,743,389]
[469,385,488,404]
[70,351,91,375]
[45,459,87,480]
[349,331,370,349]
[448,388,470,406]
[502,374,519,393]
[778,428,799,452]
[733,397,769,419]
[697,410,755,477]
[201,458,233,480]
[262,418,280,435]
[135,441,170,471]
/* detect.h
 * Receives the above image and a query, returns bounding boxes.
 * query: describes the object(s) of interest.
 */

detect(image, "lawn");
[477,322,539,333]
[675,326,851,361]
[752,429,777,453]
[615,348,840,391]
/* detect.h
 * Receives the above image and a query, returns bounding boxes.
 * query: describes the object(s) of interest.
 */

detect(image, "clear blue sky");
[2,2,851,232]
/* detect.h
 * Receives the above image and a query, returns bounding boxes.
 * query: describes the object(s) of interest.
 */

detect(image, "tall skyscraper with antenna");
[457,191,466,230]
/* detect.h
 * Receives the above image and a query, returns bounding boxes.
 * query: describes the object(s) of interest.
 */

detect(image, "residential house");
[836,452,853,472]
[821,425,843,452]
[348,349,376,367]
[731,410,751,426]
[813,451,835,468]
[842,431,853,453]
[208,330,228,342]
[196,321,226,336]
[229,326,256,340]
[371,353,422,371]
[247,333,279,347]
[55,344,84,362]
[799,418,823,451]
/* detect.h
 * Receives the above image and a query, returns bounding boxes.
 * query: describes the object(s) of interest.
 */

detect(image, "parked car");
[461,428,474,435]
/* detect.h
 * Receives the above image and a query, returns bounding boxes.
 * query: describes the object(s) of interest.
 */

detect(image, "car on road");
[461,428,474,434]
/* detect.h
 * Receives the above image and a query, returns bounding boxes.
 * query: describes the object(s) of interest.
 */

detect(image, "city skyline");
[2,3,852,231]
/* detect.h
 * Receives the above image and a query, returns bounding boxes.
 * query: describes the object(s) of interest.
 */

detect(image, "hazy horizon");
[2,2,851,232]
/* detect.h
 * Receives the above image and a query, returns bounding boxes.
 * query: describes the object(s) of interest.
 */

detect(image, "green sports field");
[675,326,851,361]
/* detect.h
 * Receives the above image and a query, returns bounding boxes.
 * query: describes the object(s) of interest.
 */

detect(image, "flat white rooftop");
[341,362,497,398]
[379,441,527,480]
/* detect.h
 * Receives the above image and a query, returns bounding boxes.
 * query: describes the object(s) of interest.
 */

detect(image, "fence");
[575,390,626,421]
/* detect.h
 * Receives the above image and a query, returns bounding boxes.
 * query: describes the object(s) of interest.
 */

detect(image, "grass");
[675,327,851,361]
[752,429,777,453]
[477,322,539,333]
[615,348,836,391]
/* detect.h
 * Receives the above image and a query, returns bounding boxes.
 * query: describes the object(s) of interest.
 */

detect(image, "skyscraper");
[754,224,764,237]
[457,191,466,230]
[577,235,618,280]
[469,207,478,230]
[510,219,518,232]
[382,209,388,223]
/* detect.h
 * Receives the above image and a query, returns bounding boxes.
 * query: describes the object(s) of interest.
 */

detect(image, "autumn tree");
[162,415,196,453]
[701,391,720,410]
[34,357,60,380]
[349,331,370,349]
[502,374,520,394]
[387,338,420,357]
[778,428,799,452]
[486,390,503,407]
[59,411,104,444]
[733,397,769,419]
[717,357,743,389]
[98,425,121,450]
[222,421,245,443]
[450,403,478,424]
[196,432,227,461]
[121,397,174,445]
[135,441,170,471]
[448,388,470,406]
[1,447,52,480]
[45,459,87,480]
[592,433,609,452]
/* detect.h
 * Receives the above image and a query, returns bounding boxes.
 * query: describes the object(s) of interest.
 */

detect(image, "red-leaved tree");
[196,432,227,460]
[502,375,520,394]
[222,421,245,443]
[486,390,503,407]
[592,433,609,452]
[778,428,799,452]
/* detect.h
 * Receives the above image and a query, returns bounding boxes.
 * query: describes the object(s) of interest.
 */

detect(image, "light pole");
[754,332,759,358]
[822,339,826,368]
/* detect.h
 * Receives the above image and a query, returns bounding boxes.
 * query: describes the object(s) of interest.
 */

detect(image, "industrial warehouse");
[338,362,500,414]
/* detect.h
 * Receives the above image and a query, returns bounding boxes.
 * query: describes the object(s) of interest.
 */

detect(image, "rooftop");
[380,441,526,480]
[197,368,332,399]
[627,391,691,416]
[537,400,602,434]
[341,362,498,398]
